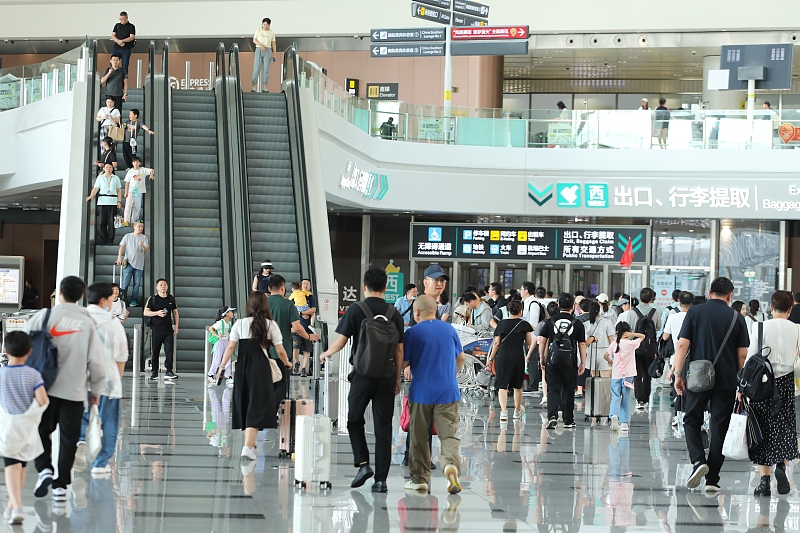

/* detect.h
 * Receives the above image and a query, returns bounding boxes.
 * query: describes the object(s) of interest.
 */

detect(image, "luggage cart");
[453,324,495,401]
[1,310,38,366]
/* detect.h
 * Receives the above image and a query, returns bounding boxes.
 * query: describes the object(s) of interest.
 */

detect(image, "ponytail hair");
[614,321,631,353]
[588,301,600,324]
[214,306,227,322]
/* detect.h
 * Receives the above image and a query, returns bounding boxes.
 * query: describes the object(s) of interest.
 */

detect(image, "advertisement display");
[0,269,20,305]
[411,224,648,264]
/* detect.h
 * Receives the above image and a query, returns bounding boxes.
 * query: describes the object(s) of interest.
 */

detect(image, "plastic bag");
[85,405,102,464]
[722,401,749,460]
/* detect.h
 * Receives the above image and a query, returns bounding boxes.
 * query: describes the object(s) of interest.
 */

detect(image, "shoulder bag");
[685,311,738,392]
[109,124,125,142]
[793,324,800,379]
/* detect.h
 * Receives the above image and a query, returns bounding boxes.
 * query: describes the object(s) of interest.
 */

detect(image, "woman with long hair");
[217,292,291,461]
[487,300,534,421]
[732,300,746,317]
[584,301,615,379]
[745,291,800,496]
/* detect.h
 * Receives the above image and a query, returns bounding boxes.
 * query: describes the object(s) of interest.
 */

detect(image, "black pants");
[634,354,652,403]
[122,141,135,169]
[528,360,542,391]
[151,327,175,375]
[35,396,84,489]
[546,364,577,424]
[682,387,736,485]
[347,374,395,482]
[96,204,117,245]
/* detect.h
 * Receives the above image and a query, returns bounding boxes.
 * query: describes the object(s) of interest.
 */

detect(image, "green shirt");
[267,294,300,359]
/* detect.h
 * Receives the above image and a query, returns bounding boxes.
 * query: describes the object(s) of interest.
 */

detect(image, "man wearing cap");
[252,260,273,293]
[408,265,449,327]
[116,220,148,306]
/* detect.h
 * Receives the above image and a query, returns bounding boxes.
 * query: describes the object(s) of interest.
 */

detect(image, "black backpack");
[352,301,400,379]
[633,308,658,358]
[25,309,59,389]
[548,318,578,367]
[737,323,780,411]
[528,299,546,325]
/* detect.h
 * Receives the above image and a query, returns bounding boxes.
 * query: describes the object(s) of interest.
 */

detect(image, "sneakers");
[539,397,548,407]
[546,418,558,429]
[149,374,158,381]
[164,371,178,380]
[444,464,462,494]
[226,377,234,387]
[404,480,429,492]
[499,411,508,421]
[74,441,87,470]
[129,301,138,307]
[620,423,629,433]
[293,363,300,375]
[686,462,710,489]
[300,369,308,378]
[91,465,112,476]
[636,401,646,410]
[671,415,680,427]
[704,483,721,495]
[206,374,215,384]
[563,422,577,429]
[7,507,24,525]
[513,406,526,419]
[610,415,620,431]
[241,445,257,461]
[52,488,67,502]
[34,468,53,497]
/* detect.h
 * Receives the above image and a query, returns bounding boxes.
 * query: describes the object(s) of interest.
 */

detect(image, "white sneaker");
[610,415,620,431]
[226,377,234,387]
[74,441,87,469]
[241,445,257,461]
[499,411,508,421]
[405,480,429,492]
[52,488,67,502]
[34,468,53,497]
[620,423,629,433]
[513,406,526,419]
[8,507,24,525]
[539,397,548,407]
[91,465,112,476]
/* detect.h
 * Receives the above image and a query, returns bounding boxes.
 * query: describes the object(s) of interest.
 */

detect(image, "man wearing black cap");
[252,260,274,293]
[408,265,449,327]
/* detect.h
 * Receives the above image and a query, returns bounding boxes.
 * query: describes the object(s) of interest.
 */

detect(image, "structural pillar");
[702,55,745,111]
[467,55,504,110]
[359,215,371,299]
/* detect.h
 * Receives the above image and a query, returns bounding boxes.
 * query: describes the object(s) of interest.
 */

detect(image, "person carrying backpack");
[616,288,663,410]
[320,268,404,494]
[538,293,587,429]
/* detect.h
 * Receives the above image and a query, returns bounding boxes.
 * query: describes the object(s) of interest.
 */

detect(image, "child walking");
[604,322,644,434]
[207,306,236,386]
[0,332,49,525]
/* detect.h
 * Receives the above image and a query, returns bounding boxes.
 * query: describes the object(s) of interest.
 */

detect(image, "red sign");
[661,289,668,296]
[778,123,800,144]
[451,26,529,41]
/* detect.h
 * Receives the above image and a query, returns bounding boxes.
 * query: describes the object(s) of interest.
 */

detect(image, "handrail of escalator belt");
[281,47,318,298]
[81,40,99,282]
[228,43,254,277]
[162,41,173,284]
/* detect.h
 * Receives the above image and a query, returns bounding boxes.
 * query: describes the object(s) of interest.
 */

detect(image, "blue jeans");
[113,45,132,73]
[80,396,120,468]
[252,47,273,86]
[121,264,143,303]
[609,377,634,424]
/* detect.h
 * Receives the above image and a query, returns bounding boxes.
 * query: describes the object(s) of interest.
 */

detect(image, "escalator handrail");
[281,47,318,298]
[228,43,254,288]
[162,41,173,285]
[146,41,156,301]
[80,40,99,282]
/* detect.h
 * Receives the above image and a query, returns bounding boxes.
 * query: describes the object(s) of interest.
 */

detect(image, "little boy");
[288,281,311,314]
[110,283,129,324]
[123,157,155,225]
[0,331,49,525]
[122,108,155,169]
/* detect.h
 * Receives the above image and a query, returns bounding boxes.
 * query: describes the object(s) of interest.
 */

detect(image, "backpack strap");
[758,322,763,355]
[42,308,52,333]
[712,311,739,367]
[356,300,374,320]
[646,308,656,320]
[633,308,644,320]
[384,305,396,320]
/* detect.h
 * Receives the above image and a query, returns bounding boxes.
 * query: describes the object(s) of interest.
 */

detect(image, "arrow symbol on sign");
[372,47,379,55]
[518,27,527,37]
[373,31,379,39]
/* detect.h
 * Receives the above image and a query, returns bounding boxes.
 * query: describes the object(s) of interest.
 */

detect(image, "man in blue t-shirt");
[402,295,464,495]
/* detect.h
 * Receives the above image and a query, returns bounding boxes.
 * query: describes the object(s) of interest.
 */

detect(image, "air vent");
[638,35,648,46]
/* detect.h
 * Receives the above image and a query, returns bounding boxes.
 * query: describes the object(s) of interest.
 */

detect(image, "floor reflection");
[5,376,800,532]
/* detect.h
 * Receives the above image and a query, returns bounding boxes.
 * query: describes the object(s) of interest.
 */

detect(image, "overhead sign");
[451,40,528,56]
[339,161,389,201]
[415,0,451,8]
[411,224,649,264]
[367,83,399,100]
[345,78,359,96]
[371,43,446,58]
[452,12,488,27]
[411,3,452,25]
[452,0,490,17]
[371,27,446,42]
[451,26,528,40]
[719,44,793,90]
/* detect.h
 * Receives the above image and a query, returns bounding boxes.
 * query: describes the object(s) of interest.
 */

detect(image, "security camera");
[604,62,608,66]
[691,50,697,55]
[58,38,64,42]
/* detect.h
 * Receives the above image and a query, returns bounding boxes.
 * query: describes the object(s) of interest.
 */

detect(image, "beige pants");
[408,401,461,484]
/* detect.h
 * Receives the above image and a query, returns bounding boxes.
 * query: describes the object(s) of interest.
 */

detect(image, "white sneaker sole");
[687,464,710,489]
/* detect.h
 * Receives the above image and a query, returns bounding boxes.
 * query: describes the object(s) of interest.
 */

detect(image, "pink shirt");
[607,338,641,379]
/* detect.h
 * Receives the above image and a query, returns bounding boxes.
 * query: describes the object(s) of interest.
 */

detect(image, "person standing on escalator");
[86,163,122,246]
[252,260,273,293]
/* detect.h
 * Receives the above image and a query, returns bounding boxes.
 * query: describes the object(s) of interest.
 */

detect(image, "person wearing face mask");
[77,283,127,475]
[395,284,418,330]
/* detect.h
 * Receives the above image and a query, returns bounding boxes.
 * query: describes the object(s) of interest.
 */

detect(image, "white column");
[779,220,787,290]
[710,219,720,282]
[359,215,371,299]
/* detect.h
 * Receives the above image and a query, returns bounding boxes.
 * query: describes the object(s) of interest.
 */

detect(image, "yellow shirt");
[288,289,311,308]
[254,28,275,49]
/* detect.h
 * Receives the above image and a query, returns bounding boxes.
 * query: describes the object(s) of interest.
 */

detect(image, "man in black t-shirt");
[673,277,749,492]
[144,278,180,381]
[320,268,404,493]
[101,55,128,112]
[538,293,586,429]
[112,11,136,73]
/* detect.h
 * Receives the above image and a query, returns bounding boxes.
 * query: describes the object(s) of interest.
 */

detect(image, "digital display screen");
[0,269,20,304]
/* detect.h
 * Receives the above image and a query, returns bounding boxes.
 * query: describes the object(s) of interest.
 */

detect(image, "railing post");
[184,61,191,90]
[132,324,142,378]
[204,337,211,376]
[208,61,214,91]
[65,64,71,92]
[41,73,47,98]
[52,68,59,94]
[136,59,143,88]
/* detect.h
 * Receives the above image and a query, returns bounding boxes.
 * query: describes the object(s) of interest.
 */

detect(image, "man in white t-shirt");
[252,17,277,91]
[123,157,154,225]
[520,282,541,327]
[662,291,693,352]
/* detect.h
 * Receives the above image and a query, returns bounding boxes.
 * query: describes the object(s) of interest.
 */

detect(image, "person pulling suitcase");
[604,322,645,434]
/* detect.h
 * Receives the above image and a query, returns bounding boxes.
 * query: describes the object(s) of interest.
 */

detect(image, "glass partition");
[0,46,84,111]
[719,220,780,313]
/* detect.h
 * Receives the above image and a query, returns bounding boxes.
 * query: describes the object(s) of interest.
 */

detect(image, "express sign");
[451,26,529,40]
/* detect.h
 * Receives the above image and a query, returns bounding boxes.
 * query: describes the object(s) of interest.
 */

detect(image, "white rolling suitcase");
[294,414,332,490]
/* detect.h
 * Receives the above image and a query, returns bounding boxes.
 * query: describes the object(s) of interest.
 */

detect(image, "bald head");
[413,294,437,321]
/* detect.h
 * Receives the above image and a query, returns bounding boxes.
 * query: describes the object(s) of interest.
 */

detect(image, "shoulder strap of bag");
[647,308,656,320]
[401,302,413,317]
[384,305,395,319]
[356,300,374,320]
[633,307,644,319]
[41,308,52,333]
[712,311,739,366]
[500,319,523,345]
[758,322,763,355]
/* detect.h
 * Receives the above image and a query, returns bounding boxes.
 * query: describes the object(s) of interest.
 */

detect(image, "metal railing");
[80,40,98,283]
[0,44,85,111]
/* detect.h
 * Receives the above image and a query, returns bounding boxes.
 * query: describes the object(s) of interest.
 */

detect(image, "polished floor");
[3,374,800,532]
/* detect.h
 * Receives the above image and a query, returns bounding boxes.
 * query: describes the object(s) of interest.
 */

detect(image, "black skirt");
[748,372,800,466]
[494,348,525,390]
[232,338,277,430]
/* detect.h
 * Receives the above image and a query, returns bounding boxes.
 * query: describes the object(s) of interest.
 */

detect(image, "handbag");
[400,396,437,435]
[721,400,749,460]
[268,358,282,383]
[686,312,737,392]
[109,124,125,142]
[85,405,103,464]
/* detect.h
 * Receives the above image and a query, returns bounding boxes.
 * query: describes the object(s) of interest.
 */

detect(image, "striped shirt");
[0,365,44,415]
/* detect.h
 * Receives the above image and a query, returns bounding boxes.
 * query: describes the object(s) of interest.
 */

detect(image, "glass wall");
[719,220,780,312]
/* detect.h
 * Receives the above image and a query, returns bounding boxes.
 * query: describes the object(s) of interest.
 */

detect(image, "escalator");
[241,92,302,283]
[169,90,225,372]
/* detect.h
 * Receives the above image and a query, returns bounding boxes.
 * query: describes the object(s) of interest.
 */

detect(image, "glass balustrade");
[0,46,85,111]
